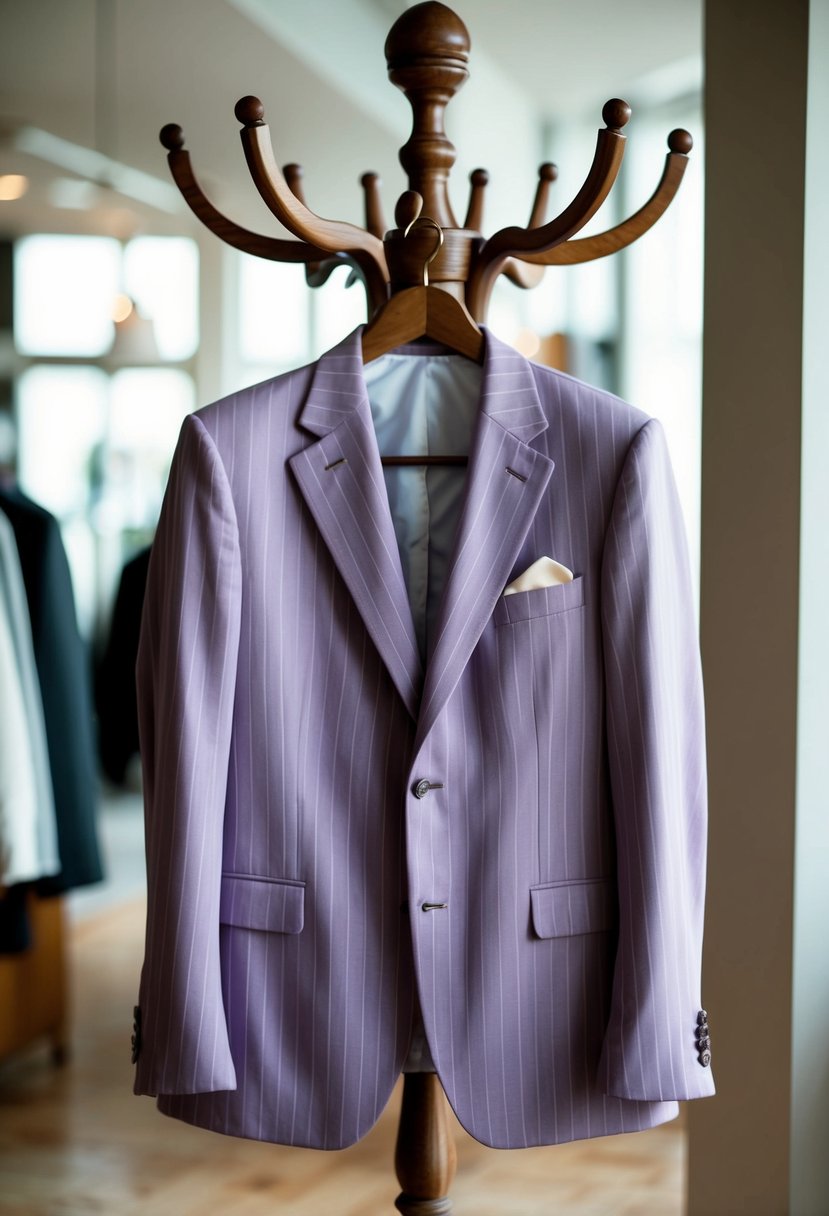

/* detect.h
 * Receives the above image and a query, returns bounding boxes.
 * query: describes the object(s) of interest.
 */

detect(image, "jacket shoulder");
[529,360,653,450]
[192,361,317,447]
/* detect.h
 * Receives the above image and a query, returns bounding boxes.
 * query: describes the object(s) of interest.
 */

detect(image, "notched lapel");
[288,327,556,746]
[288,342,424,721]
[413,374,555,754]
[413,415,554,749]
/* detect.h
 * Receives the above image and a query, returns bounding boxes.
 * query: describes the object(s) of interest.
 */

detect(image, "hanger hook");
[403,215,444,287]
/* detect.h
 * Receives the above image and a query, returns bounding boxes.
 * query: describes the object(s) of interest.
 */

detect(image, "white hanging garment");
[0,510,60,884]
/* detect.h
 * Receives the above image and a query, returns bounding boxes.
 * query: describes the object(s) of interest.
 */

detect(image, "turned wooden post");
[394,1073,458,1216]
[382,2,478,298]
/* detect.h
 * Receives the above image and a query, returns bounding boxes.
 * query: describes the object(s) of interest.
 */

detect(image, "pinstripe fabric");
[134,324,714,1150]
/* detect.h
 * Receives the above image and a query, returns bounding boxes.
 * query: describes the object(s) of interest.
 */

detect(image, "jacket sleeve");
[597,417,715,1102]
[133,413,242,1097]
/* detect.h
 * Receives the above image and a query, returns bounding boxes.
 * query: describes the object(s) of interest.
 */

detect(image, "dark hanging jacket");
[0,485,102,894]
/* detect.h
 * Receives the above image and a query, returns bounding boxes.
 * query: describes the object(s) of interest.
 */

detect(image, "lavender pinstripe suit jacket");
[133,324,715,1149]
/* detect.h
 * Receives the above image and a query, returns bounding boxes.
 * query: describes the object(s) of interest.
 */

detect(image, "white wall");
[687,3,829,1210]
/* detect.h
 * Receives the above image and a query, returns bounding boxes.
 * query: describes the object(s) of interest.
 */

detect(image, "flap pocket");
[494,575,585,625]
[530,877,614,938]
[220,873,305,934]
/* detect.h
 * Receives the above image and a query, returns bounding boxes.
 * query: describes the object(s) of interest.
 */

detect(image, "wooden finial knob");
[464,168,489,231]
[602,98,632,131]
[235,95,266,126]
[527,162,559,229]
[361,173,386,240]
[395,190,423,231]
[159,123,185,151]
[385,2,470,71]
[668,128,693,155]
[283,164,306,205]
[384,2,471,227]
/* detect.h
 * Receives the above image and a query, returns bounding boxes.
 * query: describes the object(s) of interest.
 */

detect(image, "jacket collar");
[288,324,555,747]
[296,324,549,445]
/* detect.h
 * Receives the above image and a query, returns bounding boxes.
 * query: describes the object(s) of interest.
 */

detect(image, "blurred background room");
[0,2,825,1214]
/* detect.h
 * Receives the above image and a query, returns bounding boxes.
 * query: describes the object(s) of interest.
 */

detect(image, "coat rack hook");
[404,215,444,286]
[464,167,489,232]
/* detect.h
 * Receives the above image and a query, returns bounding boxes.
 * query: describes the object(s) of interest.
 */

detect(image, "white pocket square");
[503,555,574,596]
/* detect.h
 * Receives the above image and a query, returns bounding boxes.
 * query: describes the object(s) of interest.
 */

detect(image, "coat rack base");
[393,1072,457,1214]
[394,1197,453,1216]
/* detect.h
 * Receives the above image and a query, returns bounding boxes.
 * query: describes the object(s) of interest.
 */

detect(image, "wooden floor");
[0,898,685,1215]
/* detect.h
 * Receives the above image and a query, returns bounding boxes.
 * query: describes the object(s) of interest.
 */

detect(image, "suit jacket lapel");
[288,334,424,721]
[288,326,556,741]
[412,332,555,753]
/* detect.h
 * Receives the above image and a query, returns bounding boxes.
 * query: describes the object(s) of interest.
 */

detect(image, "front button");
[413,778,432,799]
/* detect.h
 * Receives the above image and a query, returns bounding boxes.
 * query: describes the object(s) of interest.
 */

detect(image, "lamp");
[107,292,160,364]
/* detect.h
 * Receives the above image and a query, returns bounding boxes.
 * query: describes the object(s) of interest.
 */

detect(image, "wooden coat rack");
[157,3,693,1212]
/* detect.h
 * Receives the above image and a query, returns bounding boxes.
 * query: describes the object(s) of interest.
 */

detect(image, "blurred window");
[312,263,367,356]
[15,233,198,360]
[14,235,121,356]
[17,364,109,517]
[239,258,311,371]
[107,368,195,530]
[123,237,199,361]
[619,98,704,601]
[235,254,367,388]
[11,234,199,638]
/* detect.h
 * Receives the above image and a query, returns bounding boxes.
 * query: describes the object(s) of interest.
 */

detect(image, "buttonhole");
[505,466,527,481]
[325,457,347,471]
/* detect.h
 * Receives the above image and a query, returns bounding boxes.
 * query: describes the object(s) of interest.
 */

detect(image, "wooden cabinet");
[0,892,68,1064]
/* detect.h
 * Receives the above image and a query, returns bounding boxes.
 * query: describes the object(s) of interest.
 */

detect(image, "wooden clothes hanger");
[363,191,483,467]
[362,192,483,365]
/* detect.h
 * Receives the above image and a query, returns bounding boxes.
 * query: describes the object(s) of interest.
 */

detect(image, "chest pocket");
[493,575,585,626]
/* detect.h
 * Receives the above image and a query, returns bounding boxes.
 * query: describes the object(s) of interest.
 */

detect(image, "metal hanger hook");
[403,215,444,287]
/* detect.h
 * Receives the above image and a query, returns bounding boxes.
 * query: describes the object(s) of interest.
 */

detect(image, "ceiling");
[0,0,701,241]
[371,0,702,117]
